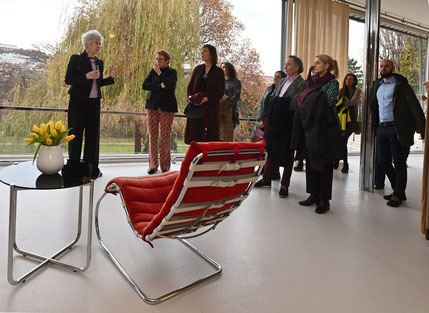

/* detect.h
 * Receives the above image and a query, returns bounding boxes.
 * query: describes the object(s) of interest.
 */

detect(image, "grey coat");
[273,76,306,111]
[256,84,276,120]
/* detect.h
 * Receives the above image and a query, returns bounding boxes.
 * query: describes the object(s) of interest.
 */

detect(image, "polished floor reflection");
[1,155,429,313]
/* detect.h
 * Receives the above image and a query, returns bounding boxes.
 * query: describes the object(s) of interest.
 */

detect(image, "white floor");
[1,155,429,313]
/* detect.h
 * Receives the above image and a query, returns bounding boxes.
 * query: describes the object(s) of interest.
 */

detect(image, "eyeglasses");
[155,58,166,61]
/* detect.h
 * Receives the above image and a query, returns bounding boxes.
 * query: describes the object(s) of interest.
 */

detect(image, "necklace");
[203,64,211,78]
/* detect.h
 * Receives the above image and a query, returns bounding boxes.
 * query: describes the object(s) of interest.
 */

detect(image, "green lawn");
[0,136,189,155]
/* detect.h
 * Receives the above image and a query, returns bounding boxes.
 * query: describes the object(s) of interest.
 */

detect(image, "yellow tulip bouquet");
[24,120,75,162]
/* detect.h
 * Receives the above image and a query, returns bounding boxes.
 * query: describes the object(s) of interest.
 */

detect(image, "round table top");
[0,161,90,190]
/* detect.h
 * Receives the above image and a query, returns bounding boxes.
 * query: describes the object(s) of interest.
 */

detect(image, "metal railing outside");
[0,105,423,166]
[0,105,258,165]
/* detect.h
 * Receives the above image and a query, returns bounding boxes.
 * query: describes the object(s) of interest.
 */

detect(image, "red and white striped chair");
[95,141,266,304]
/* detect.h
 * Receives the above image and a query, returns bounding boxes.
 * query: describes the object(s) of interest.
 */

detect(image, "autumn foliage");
[5,0,266,151]
[200,0,266,141]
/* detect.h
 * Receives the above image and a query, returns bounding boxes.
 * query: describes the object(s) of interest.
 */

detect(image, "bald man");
[370,59,426,207]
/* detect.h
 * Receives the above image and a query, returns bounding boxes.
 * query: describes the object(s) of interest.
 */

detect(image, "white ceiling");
[348,0,429,29]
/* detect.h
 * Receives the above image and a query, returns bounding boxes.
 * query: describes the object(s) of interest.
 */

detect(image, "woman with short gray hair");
[65,29,118,179]
[81,30,104,48]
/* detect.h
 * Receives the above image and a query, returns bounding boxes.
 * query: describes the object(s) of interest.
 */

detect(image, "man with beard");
[370,59,426,207]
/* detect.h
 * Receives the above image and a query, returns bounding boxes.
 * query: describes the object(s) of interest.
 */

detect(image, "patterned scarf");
[298,72,335,106]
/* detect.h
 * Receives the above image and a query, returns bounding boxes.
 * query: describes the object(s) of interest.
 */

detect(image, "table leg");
[7,180,95,285]
[13,185,84,262]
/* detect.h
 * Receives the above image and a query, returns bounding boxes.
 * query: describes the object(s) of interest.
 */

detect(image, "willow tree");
[380,28,427,94]
[8,0,200,148]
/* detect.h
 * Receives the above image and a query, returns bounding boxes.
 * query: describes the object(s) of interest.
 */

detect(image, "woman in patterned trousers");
[142,50,178,174]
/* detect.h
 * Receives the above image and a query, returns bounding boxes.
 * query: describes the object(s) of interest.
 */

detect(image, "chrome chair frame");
[7,181,95,285]
[95,148,266,304]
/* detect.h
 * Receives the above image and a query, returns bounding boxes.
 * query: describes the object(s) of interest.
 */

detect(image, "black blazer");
[65,51,114,101]
[370,73,425,147]
[142,67,178,112]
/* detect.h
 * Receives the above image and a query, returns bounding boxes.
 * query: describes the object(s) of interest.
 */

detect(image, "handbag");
[184,100,202,118]
[252,127,264,142]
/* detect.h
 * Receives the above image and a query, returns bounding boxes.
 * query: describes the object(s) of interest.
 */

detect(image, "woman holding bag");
[184,44,225,144]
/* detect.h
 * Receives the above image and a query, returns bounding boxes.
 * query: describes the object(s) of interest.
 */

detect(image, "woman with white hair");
[65,30,118,178]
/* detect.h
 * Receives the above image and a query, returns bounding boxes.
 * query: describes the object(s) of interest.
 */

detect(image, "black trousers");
[374,137,395,188]
[306,159,334,201]
[341,125,354,164]
[375,125,409,199]
[67,96,101,168]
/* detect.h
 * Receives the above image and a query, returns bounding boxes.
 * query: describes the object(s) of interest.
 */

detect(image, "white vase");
[36,145,64,175]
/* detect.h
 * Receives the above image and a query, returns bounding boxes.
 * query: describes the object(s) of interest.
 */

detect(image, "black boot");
[272,169,281,180]
[341,162,349,173]
[298,194,319,206]
[254,179,271,187]
[333,161,339,169]
[315,200,330,214]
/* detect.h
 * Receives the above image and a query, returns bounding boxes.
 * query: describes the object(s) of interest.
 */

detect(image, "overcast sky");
[0,0,75,48]
[231,0,282,75]
[0,0,364,75]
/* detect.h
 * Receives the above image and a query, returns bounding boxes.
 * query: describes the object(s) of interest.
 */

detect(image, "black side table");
[0,161,95,285]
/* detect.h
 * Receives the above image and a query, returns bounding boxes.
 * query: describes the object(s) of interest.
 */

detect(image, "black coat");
[264,96,293,167]
[142,67,178,112]
[291,90,343,172]
[370,73,426,147]
[65,51,114,101]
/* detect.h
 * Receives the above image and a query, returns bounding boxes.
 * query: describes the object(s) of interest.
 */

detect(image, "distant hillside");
[0,44,48,102]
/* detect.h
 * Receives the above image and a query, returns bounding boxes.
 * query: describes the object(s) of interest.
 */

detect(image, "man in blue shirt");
[370,59,426,207]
